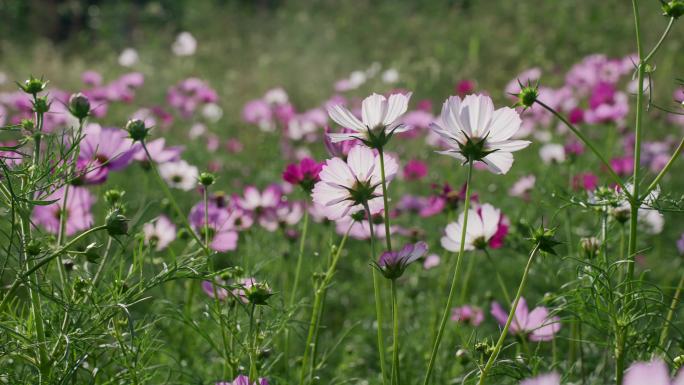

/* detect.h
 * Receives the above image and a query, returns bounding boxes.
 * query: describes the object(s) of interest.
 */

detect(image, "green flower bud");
[19,76,48,95]
[674,355,684,369]
[513,80,539,110]
[245,281,273,306]
[68,93,91,120]
[21,119,35,132]
[26,240,42,256]
[579,237,601,259]
[125,119,149,142]
[198,172,216,186]
[33,96,51,114]
[105,209,129,236]
[662,0,684,18]
[531,225,562,255]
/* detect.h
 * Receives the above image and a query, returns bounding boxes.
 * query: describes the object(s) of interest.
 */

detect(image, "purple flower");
[677,233,684,256]
[202,280,229,300]
[491,297,561,342]
[216,374,269,385]
[377,241,428,279]
[282,157,323,192]
[451,305,484,326]
[403,159,428,181]
[133,138,183,164]
[188,201,238,252]
[77,124,135,184]
[32,186,95,236]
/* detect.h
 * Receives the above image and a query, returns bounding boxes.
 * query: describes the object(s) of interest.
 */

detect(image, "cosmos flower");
[539,143,566,164]
[172,31,197,56]
[143,215,177,251]
[133,138,183,164]
[282,157,323,192]
[423,254,441,269]
[118,48,139,67]
[202,280,229,300]
[377,241,428,279]
[623,359,684,385]
[509,175,536,199]
[159,160,199,191]
[77,124,136,184]
[188,201,238,252]
[491,297,561,342]
[441,203,505,251]
[312,145,398,220]
[403,159,428,180]
[519,373,561,385]
[451,305,484,326]
[327,92,412,146]
[32,186,95,236]
[216,374,269,385]
[430,94,530,174]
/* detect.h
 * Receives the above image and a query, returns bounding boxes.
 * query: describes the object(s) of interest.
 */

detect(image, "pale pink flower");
[451,305,484,326]
[143,215,177,251]
[623,359,684,385]
[520,372,560,385]
[491,297,561,341]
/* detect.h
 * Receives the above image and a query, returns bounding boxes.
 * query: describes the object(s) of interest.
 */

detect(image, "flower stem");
[390,279,400,385]
[290,207,310,306]
[364,201,388,385]
[422,160,473,385]
[483,249,511,305]
[378,149,393,251]
[477,244,541,385]
[299,226,351,385]
[658,272,684,351]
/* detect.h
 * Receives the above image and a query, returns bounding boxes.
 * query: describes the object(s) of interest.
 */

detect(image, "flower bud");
[198,172,216,186]
[68,93,91,120]
[105,209,129,236]
[21,119,35,132]
[514,81,539,110]
[104,189,125,206]
[33,96,51,114]
[610,206,631,224]
[674,355,684,369]
[26,240,42,256]
[125,119,149,142]
[245,281,273,305]
[580,237,601,259]
[531,225,562,255]
[19,76,48,95]
[662,0,684,18]
[455,348,470,365]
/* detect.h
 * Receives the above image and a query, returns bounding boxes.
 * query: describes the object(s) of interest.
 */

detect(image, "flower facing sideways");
[327,92,412,148]
[441,203,506,251]
[143,215,177,251]
[312,145,398,220]
[491,297,561,341]
[376,241,428,279]
[430,94,530,174]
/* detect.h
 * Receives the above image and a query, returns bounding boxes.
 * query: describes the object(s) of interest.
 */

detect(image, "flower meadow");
[1,1,684,385]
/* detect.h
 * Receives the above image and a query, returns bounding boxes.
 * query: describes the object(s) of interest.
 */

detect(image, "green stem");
[364,201,388,385]
[391,279,400,385]
[535,100,630,199]
[299,226,350,385]
[483,249,511,305]
[477,244,540,385]
[643,17,675,64]
[92,237,113,286]
[658,272,684,351]
[290,208,309,306]
[423,160,473,385]
[378,149,393,251]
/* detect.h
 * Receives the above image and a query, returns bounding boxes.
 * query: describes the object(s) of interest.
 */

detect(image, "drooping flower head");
[441,203,505,251]
[430,94,530,174]
[312,145,398,220]
[282,157,323,193]
[327,92,412,149]
[376,241,428,279]
[491,297,561,342]
[32,186,95,236]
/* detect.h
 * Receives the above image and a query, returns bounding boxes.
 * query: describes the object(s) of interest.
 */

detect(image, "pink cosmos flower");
[610,155,634,177]
[202,280,229,300]
[312,145,398,220]
[572,172,599,191]
[491,297,561,341]
[188,201,238,252]
[159,160,199,191]
[143,215,177,251]
[677,233,684,256]
[81,70,103,87]
[167,78,218,118]
[441,203,505,251]
[323,126,359,158]
[216,374,269,385]
[451,305,484,326]
[282,157,323,192]
[455,79,477,97]
[237,185,284,230]
[403,159,428,180]
[509,175,536,199]
[32,186,94,236]
[623,359,684,385]
[133,138,183,163]
[77,124,135,184]
[519,372,561,385]
[242,99,274,131]
[423,254,441,269]
[335,214,395,240]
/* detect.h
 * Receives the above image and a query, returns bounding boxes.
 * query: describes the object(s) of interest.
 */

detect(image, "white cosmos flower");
[327,92,412,144]
[172,31,197,56]
[143,215,177,251]
[539,143,566,164]
[159,160,198,191]
[441,203,501,251]
[312,145,398,220]
[118,48,139,67]
[430,94,531,174]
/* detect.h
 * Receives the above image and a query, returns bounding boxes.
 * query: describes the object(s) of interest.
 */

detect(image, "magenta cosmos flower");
[430,94,530,174]
[327,92,412,145]
[491,297,561,342]
[377,241,428,279]
[77,124,136,184]
[216,374,269,385]
[451,305,484,326]
[402,159,428,180]
[623,359,684,385]
[312,145,398,220]
[32,186,95,236]
[188,201,238,252]
[282,157,323,192]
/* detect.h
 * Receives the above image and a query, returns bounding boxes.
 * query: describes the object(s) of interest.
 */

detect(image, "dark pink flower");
[403,159,428,181]
[282,157,323,192]
[455,79,477,97]
[610,156,634,176]
[572,172,599,191]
